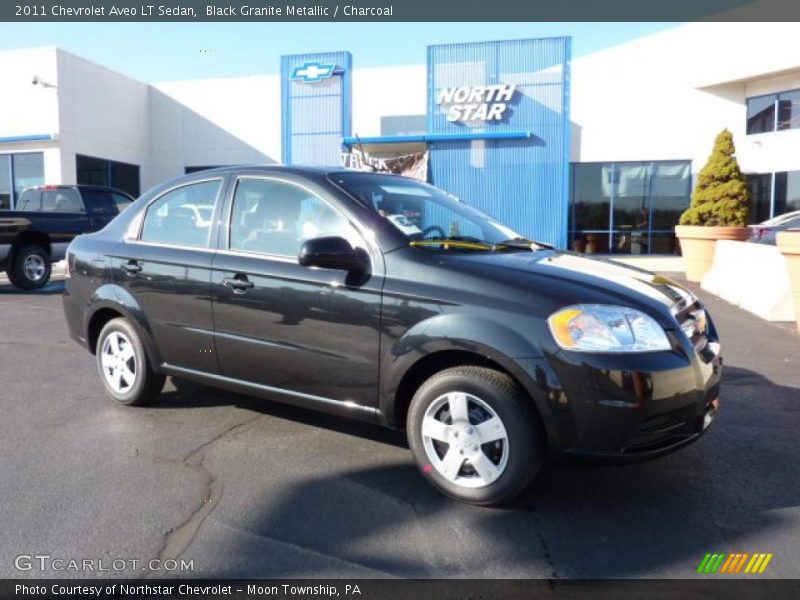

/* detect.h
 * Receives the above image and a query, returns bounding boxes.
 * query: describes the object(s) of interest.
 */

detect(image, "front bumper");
[503,322,723,461]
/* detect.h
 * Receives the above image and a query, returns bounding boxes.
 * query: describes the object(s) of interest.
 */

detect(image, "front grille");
[625,406,694,451]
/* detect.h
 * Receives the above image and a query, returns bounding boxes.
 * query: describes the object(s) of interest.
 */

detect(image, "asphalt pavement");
[0,273,798,579]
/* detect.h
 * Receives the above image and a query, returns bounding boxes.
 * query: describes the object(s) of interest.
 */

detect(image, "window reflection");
[569,160,691,255]
[747,94,776,134]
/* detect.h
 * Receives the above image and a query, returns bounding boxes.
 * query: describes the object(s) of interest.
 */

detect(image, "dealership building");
[2,22,800,254]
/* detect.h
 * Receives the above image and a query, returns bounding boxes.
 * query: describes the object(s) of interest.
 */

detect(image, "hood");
[444,249,694,312]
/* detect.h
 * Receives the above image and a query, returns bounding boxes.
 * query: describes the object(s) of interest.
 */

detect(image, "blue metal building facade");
[280,51,352,166]
[427,38,571,248]
[281,38,571,248]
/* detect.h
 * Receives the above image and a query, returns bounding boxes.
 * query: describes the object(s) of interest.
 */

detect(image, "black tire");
[95,317,165,406]
[407,366,543,506]
[7,244,51,290]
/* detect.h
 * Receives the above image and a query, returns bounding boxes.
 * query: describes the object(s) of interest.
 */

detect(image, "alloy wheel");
[100,331,137,394]
[421,392,510,488]
[23,254,46,282]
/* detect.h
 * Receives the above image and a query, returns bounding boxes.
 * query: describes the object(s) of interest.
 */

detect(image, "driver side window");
[229,178,362,257]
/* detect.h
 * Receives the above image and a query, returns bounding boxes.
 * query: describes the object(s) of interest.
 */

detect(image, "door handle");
[222,276,254,293]
[121,261,142,274]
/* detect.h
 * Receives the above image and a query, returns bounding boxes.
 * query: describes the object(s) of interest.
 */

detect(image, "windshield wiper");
[409,236,495,250]
[410,236,553,252]
[496,237,553,251]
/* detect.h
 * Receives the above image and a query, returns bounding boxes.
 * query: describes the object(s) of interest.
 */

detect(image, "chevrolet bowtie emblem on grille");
[291,62,336,83]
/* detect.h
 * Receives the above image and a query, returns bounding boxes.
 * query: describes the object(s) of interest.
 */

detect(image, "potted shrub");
[675,129,751,282]
[777,229,800,333]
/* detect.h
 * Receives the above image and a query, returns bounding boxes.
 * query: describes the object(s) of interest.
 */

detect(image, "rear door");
[111,176,227,373]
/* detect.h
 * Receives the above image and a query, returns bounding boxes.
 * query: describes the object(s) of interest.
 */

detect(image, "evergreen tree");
[680,129,750,226]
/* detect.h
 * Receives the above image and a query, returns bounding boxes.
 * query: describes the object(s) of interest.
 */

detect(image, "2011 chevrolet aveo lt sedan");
[63,166,722,506]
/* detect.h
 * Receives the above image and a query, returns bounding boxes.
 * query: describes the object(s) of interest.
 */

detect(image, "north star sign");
[437,84,517,122]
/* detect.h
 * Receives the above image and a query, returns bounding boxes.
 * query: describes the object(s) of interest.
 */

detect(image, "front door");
[211,176,383,409]
[112,177,225,373]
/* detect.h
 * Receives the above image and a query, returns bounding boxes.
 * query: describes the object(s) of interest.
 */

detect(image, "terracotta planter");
[777,229,800,334]
[675,225,749,282]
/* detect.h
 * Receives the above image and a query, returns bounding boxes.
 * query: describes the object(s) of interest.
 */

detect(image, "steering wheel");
[421,225,446,239]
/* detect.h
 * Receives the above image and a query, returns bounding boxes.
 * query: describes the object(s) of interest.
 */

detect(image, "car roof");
[22,184,134,196]
[759,209,800,226]
[196,164,405,179]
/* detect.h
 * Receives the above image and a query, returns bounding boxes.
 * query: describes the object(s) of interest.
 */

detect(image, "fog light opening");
[703,398,720,430]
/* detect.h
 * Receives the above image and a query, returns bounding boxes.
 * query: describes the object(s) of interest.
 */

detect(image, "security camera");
[31,75,56,89]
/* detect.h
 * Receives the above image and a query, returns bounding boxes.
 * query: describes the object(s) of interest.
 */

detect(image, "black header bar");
[4,0,800,22]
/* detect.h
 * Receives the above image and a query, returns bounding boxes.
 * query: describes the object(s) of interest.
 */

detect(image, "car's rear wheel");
[96,317,165,406]
[407,366,543,506]
[8,244,51,290]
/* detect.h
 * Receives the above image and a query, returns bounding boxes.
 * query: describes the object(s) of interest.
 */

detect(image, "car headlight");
[547,304,671,352]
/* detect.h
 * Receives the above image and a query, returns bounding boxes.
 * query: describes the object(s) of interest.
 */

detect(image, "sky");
[0,22,680,83]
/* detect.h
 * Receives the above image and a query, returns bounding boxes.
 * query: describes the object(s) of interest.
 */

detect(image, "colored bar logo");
[697,552,773,574]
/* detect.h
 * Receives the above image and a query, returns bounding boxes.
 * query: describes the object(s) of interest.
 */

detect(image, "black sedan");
[62,166,722,505]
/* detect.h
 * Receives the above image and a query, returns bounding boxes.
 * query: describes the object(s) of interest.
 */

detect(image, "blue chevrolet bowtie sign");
[290,62,336,83]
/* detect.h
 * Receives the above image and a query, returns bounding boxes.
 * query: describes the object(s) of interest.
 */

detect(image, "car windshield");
[330,171,536,250]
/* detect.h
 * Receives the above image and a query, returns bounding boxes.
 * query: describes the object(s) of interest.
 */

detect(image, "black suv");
[1,185,133,289]
[63,167,722,505]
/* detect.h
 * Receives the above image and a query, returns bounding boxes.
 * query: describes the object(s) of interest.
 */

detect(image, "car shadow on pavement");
[152,376,409,448]
[0,280,65,295]
[167,364,799,578]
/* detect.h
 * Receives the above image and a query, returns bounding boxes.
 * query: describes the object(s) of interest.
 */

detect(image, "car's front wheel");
[407,366,543,506]
[96,317,165,406]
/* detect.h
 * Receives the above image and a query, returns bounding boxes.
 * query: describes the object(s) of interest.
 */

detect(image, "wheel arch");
[378,313,558,446]
[11,231,52,259]
[84,285,163,370]
[388,350,521,429]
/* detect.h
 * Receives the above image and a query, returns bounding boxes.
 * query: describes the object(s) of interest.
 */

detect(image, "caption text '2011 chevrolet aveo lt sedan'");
[63,166,722,505]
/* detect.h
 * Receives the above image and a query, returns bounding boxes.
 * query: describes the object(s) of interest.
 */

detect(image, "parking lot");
[1,272,798,580]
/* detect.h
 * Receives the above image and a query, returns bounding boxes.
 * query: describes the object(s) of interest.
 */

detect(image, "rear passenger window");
[81,189,118,215]
[42,189,84,213]
[16,190,41,211]
[140,180,221,248]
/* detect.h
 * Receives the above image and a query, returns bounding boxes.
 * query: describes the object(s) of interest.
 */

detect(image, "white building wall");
[55,48,150,185]
[0,47,61,184]
[0,47,60,140]
[570,22,800,176]
[351,65,427,137]
[150,74,281,188]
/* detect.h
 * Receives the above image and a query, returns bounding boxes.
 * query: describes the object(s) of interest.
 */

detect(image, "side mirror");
[298,236,365,273]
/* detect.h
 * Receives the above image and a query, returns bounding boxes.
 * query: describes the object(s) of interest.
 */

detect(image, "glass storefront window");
[12,153,44,199]
[747,94,776,134]
[0,152,45,210]
[747,88,800,134]
[747,173,772,223]
[0,155,11,210]
[777,89,800,131]
[76,154,140,197]
[569,160,691,255]
[744,170,800,224]
[774,171,800,216]
[650,161,691,229]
